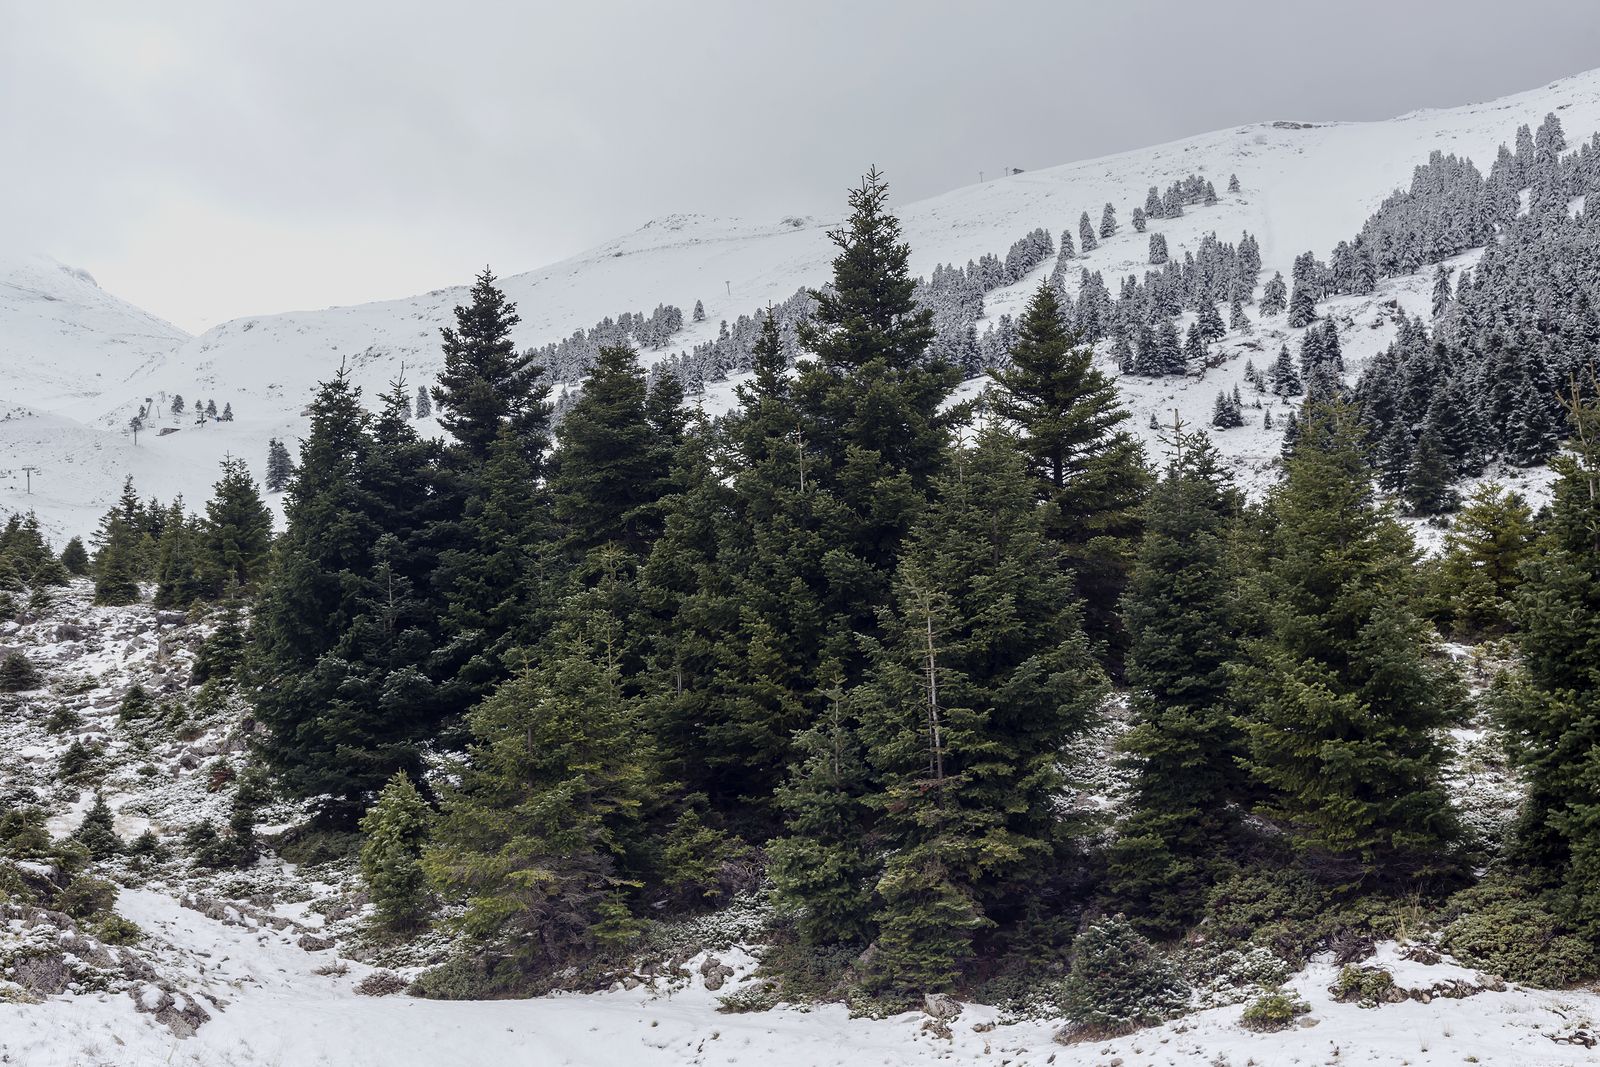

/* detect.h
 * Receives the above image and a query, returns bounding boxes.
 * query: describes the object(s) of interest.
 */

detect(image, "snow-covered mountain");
[11,67,1600,536]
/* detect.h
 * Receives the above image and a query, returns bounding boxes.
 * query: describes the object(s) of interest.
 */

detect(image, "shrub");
[0,806,52,859]
[59,875,117,919]
[0,652,42,692]
[58,740,103,785]
[44,706,82,734]
[1201,867,1331,963]
[1437,881,1598,988]
[118,683,154,721]
[1329,965,1397,1007]
[1240,990,1309,1032]
[717,982,780,1014]
[93,913,143,945]
[1059,916,1188,1038]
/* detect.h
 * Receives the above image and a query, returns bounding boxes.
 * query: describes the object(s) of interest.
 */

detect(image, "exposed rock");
[699,955,735,991]
[298,934,334,952]
[923,992,962,1021]
[13,953,69,995]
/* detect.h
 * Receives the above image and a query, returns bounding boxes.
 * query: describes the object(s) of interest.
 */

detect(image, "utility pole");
[21,466,39,494]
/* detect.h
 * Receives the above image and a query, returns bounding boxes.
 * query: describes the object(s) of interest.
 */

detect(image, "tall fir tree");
[989,281,1149,669]
[1109,424,1249,934]
[1499,381,1600,934]
[1237,401,1461,882]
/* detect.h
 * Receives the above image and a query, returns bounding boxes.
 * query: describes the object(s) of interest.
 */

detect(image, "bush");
[1329,965,1397,1007]
[718,982,780,1014]
[0,652,42,692]
[1240,990,1309,1032]
[1201,867,1331,963]
[93,913,143,945]
[58,740,103,785]
[118,683,154,721]
[0,806,52,859]
[59,875,117,919]
[1437,881,1598,988]
[1059,916,1188,1038]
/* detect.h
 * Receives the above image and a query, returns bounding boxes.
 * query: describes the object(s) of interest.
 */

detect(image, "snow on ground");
[11,67,1600,535]
[8,884,1600,1067]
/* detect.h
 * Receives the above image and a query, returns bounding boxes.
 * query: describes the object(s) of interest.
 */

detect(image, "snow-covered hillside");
[11,66,1600,535]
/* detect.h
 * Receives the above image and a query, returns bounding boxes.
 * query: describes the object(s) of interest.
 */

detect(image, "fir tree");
[415,384,432,419]
[360,772,433,931]
[1499,379,1600,932]
[1079,211,1098,252]
[1099,202,1118,239]
[990,281,1149,669]
[265,438,295,493]
[1148,233,1169,266]
[60,537,89,576]
[1430,483,1536,636]
[855,428,1105,992]
[1260,272,1288,317]
[425,581,656,973]
[1238,401,1460,880]
[200,457,273,594]
[1110,427,1247,935]
[550,344,670,558]
[430,268,550,464]
[0,651,41,692]
[91,480,146,606]
[74,792,121,860]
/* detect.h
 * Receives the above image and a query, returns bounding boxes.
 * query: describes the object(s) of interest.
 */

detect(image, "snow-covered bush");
[1059,916,1188,1038]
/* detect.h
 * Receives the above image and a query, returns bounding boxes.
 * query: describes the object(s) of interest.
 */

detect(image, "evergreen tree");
[1260,272,1288,316]
[0,651,41,692]
[415,384,432,419]
[360,772,433,931]
[73,792,121,860]
[855,428,1104,992]
[1499,384,1600,933]
[60,537,89,576]
[1131,206,1147,233]
[550,344,670,558]
[430,268,550,464]
[425,583,655,973]
[200,457,273,594]
[153,503,207,609]
[91,479,146,606]
[1431,265,1453,319]
[1079,211,1098,252]
[1110,427,1247,934]
[1148,233,1169,266]
[990,281,1149,669]
[1099,202,1118,239]
[265,438,295,493]
[1430,483,1536,636]
[791,167,964,640]
[1402,430,1457,515]
[1238,401,1460,880]
[1287,280,1318,328]
[1228,173,1241,193]
[692,299,706,322]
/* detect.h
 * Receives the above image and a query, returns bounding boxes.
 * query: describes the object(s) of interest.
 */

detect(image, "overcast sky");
[6,1,1600,333]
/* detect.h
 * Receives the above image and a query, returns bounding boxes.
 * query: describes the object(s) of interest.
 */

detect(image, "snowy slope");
[12,66,1600,536]
[0,253,188,414]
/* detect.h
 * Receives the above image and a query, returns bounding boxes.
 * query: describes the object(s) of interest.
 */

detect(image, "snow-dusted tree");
[1145,186,1163,219]
[1227,173,1240,193]
[171,394,185,416]
[692,299,706,322]
[220,402,234,422]
[265,438,294,493]
[1148,233,1169,266]
[1431,266,1453,319]
[414,384,432,419]
[1100,202,1118,239]
[1230,297,1250,332]
[1197,300,1226,342]
[1079,211,1098,252]
[1260,272,1288,316]
[1131,207,1147,233]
